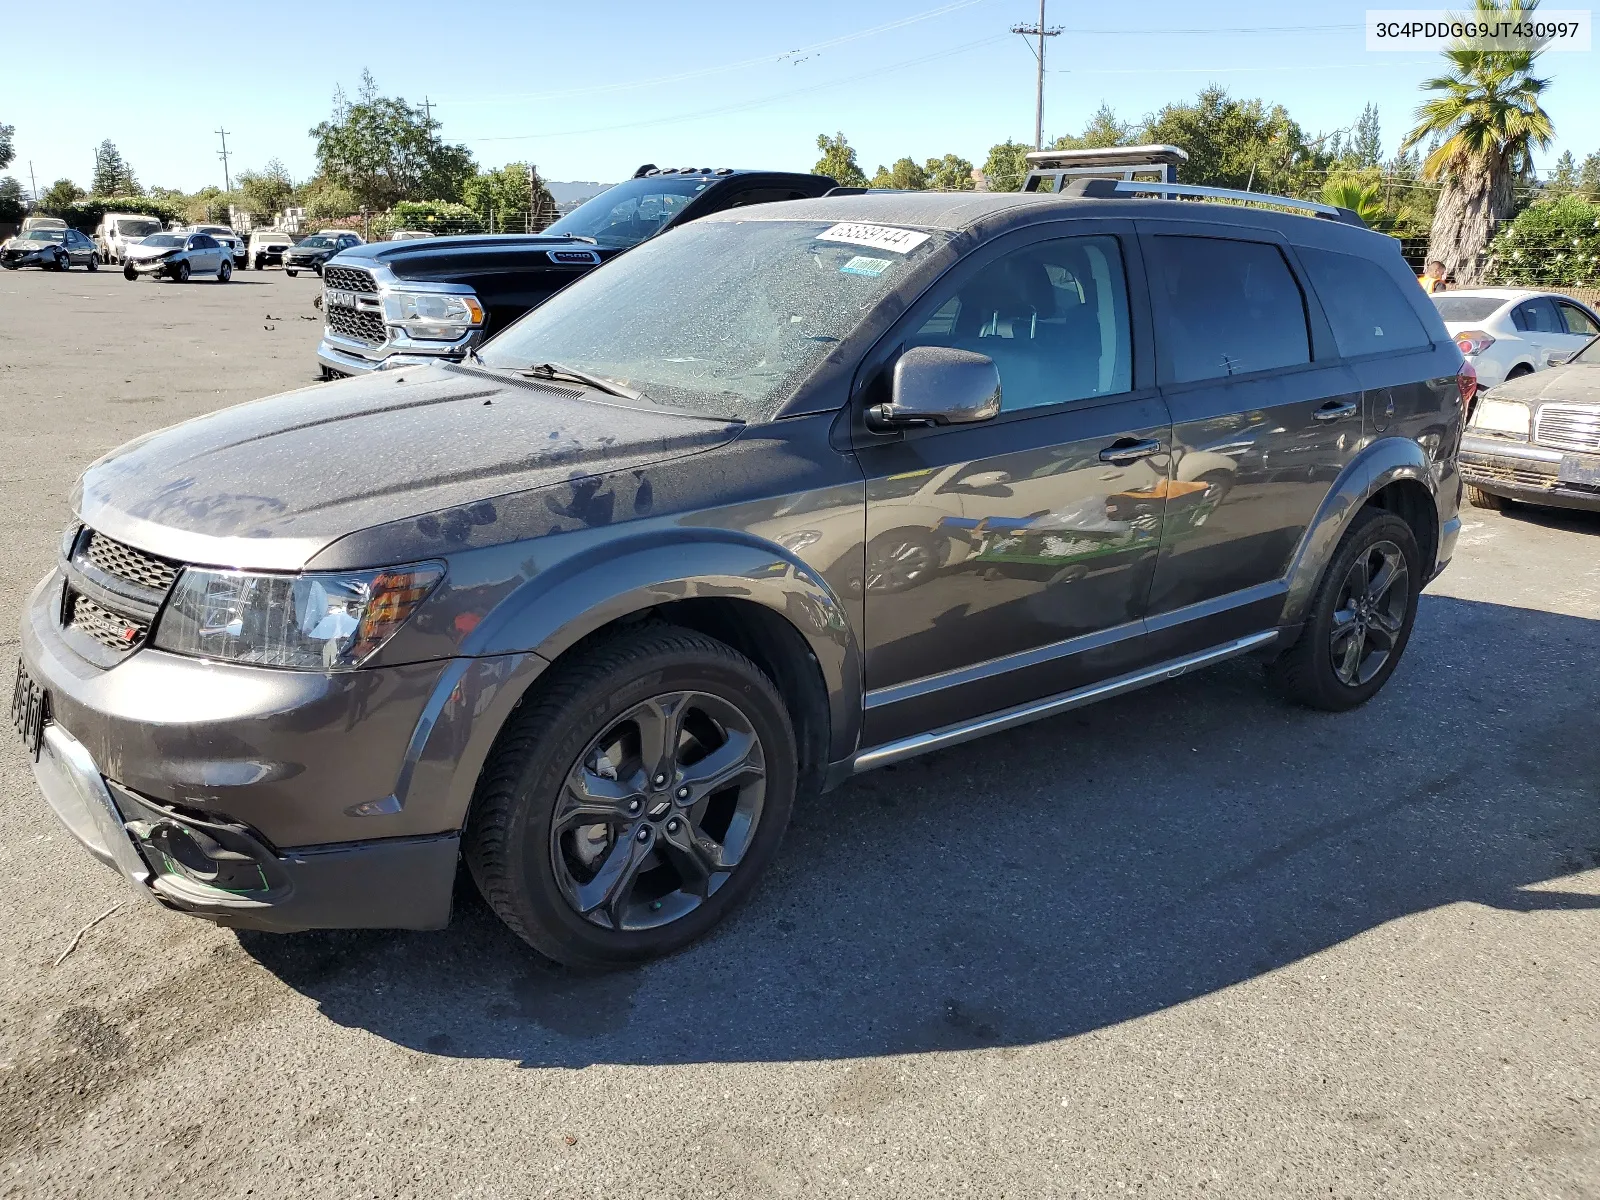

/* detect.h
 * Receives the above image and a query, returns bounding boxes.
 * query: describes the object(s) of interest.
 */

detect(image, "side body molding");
[1279,434,1444,633]
[465,533,864,765]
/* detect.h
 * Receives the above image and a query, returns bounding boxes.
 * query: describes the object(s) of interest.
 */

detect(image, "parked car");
[1459,332,1600,512]
[20,216,67,235]
[1,227,99,271]
[183,224,247,268]
[94,213,164,264]
[316,166,836,378]
[16,186,1466,969]
[121,231,233,282]
[1431,288,1600,389]
[386,230,436,241]
[284,231,363,277]
[248,229,297,270]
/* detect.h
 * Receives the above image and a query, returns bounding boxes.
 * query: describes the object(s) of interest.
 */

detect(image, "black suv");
[315,166,836,378]
[15,187,1467,970]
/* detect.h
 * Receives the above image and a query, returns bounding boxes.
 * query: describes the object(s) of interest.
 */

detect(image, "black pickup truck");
[316,166,836,377]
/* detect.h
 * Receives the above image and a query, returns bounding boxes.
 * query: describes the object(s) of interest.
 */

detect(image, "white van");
[95,213,165,264]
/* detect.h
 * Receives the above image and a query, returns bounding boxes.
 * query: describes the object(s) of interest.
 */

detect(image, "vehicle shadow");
[1493,502,1600,535]
[237,594,1600,1066]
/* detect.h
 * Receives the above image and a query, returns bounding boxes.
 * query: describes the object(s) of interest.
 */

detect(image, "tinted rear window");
[1147,235,1310,383]
[1298,246,1430,357]
[1431,296,1505,323]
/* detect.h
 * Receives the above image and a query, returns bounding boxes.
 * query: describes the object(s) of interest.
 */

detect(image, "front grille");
[323,265,377,293]
[1461,461,1555,490]
[1534,405,1600,454]
[327,306,388,344]
[66,593,146,653]
[83,531,179,592]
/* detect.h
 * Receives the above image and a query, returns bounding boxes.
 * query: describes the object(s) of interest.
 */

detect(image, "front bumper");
[16,570,495,932]
[125,256,177,275]
[316,328,478,376]
[2,251,53,268]
[1460,434,1600,512]
[283,257,327,272]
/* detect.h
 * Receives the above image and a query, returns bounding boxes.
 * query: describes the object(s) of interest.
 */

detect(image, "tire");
[216,260,231,283]
[313,262,323,276]
[86,255,98,272]
[54,252,70,271]
[1505,364,1534,381]
[464,624,798,970]
[1267,506,1421,712]
[123,265,137,281]
[173,260,191,283]
[864,528,947,593]
[1465,485,1507,511]
[285,269,298,277]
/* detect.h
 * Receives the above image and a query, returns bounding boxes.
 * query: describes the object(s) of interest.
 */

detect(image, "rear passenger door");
[1138,223,1363,647]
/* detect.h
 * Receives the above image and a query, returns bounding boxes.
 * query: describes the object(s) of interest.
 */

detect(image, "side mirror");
[868,346,1001,430]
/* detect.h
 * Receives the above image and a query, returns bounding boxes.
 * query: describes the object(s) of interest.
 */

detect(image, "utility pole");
[419,96,435,124]
[1012,0,1062,151]
[525,163,537,232]
[27,160,38,208]
[215,128,233,192]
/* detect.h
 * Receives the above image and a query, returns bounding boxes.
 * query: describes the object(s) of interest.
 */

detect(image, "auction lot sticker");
[817,223,932,254]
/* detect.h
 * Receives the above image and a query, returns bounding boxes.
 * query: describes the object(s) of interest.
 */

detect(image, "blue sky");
[4,0,1597,195]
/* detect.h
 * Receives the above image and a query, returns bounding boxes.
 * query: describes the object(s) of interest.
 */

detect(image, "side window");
[905,235,1133,412]
[720,187,811,209]
[1556,301,1599,336]
[1297,246,1431,357]
[1513,299,1561,333]
[1146,235,1310,383]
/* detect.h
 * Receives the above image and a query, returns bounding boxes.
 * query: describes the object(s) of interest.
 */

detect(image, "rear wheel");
[1268,507,1421,712]
[465,624,797,970]
[1465,485,1508,510]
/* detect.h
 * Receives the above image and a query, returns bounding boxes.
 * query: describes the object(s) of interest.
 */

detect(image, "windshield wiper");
[517,361,645,401]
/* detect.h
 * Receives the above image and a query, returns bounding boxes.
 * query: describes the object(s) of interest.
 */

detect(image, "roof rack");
[1061,176,1366,227]
[1023,144,1188,190]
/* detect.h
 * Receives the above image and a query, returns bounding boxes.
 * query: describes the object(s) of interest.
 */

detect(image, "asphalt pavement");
[1,267,1597,1198]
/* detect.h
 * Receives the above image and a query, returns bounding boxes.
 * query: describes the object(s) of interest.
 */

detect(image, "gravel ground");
[1,267,1598,1199]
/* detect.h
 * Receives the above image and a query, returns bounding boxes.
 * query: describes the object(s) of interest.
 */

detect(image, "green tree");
[1350,103,1383,168]
[1051,103,1136,151]
[924,153,975,191]
[0,123,14,172]
[1321,177,1389,229]
[236,159,295,221]
[1143,87,1325,194]
[37,178,85,214]
[981,140,1031,192]
[297,177,358,219]
[310,71,477,209]
[867,157,928,190]
[813,132,867,188]
[1544,150,1579,198]
[1402,0,1555,285]
[1483,193,1600,285]
[0,177,24,222]
[1581,151,1600,198]
[90,140,139,196]
[462,162,557,229]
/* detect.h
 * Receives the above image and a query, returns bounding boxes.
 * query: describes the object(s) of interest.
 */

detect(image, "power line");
[216,128,232,192]
[1012,0,1062,151]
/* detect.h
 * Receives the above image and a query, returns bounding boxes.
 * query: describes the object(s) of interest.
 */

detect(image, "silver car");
[121,232,234,282]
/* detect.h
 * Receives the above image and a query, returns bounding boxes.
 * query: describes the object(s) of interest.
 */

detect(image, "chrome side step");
[851,630,1279,774]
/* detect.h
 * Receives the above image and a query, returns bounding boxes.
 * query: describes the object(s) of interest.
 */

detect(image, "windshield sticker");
[816,222,931,254]
[840,255,892,277]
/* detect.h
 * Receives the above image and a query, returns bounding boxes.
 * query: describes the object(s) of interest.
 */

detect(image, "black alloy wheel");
[55,251,70,271]
[173,260,191,283]
[85,254,98,272]
[1267,507,1421,711]
[465,624,797,969]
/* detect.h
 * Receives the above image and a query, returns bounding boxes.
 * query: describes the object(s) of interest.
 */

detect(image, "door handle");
[1098,438,1162,464]
[1314,399,1359,422]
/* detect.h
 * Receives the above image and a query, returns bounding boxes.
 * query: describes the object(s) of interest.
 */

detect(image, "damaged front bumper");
[1461,434,1600,513]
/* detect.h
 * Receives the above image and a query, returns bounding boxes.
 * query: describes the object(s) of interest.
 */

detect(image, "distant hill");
[545,181,614,207]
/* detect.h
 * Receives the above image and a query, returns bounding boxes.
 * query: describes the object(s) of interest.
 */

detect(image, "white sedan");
[1431,288,1600,389]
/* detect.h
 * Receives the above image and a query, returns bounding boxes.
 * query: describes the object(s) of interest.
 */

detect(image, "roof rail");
[1061,176,1367,228]
[1023,144,1188,190]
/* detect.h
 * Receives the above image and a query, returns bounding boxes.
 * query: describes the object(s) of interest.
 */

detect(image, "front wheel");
[1268,507,1421,712]
[86,254,98,272]
[1466,485,1507,511]
[54,252,70,271]
[464,625,797,970]
[216,260,231,283]
[123,264,137,281]
[285,269,298,277]
[173,260,191,283]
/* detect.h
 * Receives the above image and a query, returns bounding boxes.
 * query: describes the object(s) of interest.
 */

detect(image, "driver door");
[855,223,1172,746]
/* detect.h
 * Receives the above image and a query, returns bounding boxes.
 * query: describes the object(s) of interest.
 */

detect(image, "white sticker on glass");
[816,223,931,254]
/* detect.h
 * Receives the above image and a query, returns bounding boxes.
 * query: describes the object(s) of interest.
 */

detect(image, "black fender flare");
[466,532,864,766]
[1280,435,1445,632]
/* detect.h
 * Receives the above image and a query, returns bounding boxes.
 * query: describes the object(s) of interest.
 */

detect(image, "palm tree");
[1402,0,1554,284]
[1321,179,1389,230]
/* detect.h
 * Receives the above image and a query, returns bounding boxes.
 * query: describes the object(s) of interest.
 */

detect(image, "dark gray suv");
[13,189,1468,969]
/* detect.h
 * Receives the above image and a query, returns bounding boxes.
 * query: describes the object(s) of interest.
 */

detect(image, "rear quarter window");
[1298,246,1431,357]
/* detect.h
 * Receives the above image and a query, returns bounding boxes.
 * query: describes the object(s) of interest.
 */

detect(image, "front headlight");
[1469,397,1531,438]
[154,562,444,670]
[384,290,485,341]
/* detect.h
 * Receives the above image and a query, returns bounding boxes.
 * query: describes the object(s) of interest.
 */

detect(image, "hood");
[1482,356,1600,405]
[125,241,177,260]
[3,236,60,252]
[76,365,742,571]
